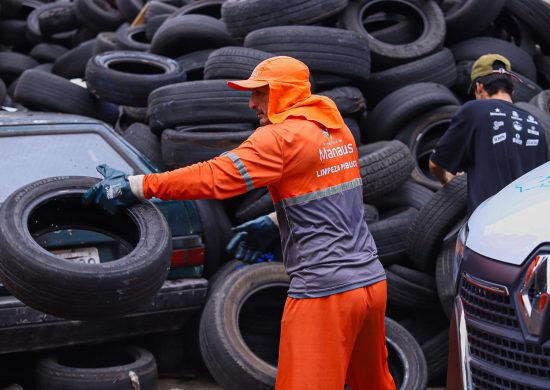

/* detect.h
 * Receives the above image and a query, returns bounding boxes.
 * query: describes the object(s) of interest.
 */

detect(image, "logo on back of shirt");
[493,121,504,130]
[511,111,523,121]
[528,126,539,136]
[513,121,523,131]
[490,108,506,117]
[513,134,523,145]
[527,115,539,125]
[493,133,506,144]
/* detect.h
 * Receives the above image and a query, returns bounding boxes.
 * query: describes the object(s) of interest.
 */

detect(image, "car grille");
[460,277,519,329]
[470,365,546,390]
[468,326,550,381]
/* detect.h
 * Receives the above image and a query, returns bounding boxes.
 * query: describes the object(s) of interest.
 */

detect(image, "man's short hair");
[468,54,519,96]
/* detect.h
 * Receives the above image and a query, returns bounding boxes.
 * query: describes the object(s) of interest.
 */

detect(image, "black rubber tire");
[221,0,348,39]
[195,199,234,277]
[529,90,550,114]
[122,122,167,170]
[204,46,274,80]
[368,17,420,45]
[369,207,417,267]
[534,56,550,90]
[116,0,144,23]
[394,105,460,191]
[511,71,543,104]
[0,51,39,85]
[36,345,157,390]
[86,50,186,107]
[206,259,247,298]
[318,86,367,117]
[51,38,96,80]
[74,0,124,32]
[450,37,537,81]
[29,43,68,63]
[234,188,274,225]
[93,31,117,56]
[35,1,79,37]
[365,82,459,143]
[244,25,371,82]
[371,180,434,213]
[147,79,258,132]
[385,317,429,390]
[340,0,446,70]
[13,69,118,125]
[443,0,506,43]
[161,126,254,167]
[363,203,380,224]
[421,327,450,384]
[175,49,215,81]
[406,174,467,274]
[115,24,151,52]
[435,239,456,320]
[0,19,29,48]
[145,0,177,20]
[0,176,171,320]
[386,264,440,313]
[199,262,288,390]
[150,14,235,59]
[505,0,550,52]
[398,311,449,347]
[365,48,457,105]
[480,9,537,58]
[358,140,415,202]
[170,0,225,19]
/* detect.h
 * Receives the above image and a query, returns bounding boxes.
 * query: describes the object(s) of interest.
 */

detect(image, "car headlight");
[452,222,469,293]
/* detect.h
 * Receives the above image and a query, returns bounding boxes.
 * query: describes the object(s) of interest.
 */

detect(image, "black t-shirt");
[430,99,548,214]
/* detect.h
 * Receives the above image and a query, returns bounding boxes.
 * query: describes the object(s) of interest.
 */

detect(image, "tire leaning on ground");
[199,262,428,390]
[0,176,172,320]
[36,345,157,390]
[406,174,468,273]
[385,317,428,390]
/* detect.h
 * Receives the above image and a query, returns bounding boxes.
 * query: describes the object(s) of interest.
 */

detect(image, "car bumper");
[0,278,207,354]
[447,249,550,390]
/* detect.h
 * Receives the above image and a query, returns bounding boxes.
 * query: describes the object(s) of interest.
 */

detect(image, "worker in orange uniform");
[84,56,395,390]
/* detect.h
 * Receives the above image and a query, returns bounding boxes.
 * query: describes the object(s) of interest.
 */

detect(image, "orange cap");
[227,56,309,91]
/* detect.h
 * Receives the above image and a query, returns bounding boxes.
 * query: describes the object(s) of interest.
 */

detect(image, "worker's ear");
[474,82,484,98]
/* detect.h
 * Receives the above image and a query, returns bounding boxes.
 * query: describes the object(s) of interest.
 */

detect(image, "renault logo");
[517,255,550,337]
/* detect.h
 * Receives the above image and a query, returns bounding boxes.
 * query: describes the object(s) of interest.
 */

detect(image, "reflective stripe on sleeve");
[278,178,363,207]
[222,152,254,191]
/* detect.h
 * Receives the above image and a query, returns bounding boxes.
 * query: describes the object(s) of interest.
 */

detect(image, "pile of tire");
[1,0,550,388]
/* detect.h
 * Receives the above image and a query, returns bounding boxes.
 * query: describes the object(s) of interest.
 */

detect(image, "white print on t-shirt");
[490,108,506,116]
[511,111,523,121]
[513,121,522,131]
[493,133,506,144]
[493,121,504,130]
[527,139,539,146]
[527,115,538,124]
[513,134,522,145]
[528,126,539,136]
[316,160,357,178]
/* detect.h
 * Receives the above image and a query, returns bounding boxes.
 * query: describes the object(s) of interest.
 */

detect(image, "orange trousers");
[275,281,395,390]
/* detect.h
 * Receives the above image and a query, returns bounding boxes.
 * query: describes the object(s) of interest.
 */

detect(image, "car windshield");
[0,132,134,202]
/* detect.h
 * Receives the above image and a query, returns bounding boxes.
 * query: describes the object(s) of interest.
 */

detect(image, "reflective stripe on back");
[277,178,363,208]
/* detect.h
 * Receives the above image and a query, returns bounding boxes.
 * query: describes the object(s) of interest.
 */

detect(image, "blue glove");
[226,215,279,262]
[83,164,137,215]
